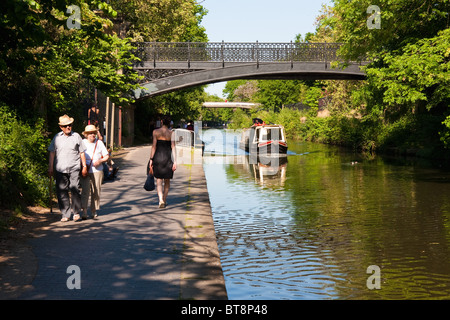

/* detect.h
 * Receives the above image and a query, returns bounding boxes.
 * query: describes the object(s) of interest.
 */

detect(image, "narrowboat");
[239,118,288,155]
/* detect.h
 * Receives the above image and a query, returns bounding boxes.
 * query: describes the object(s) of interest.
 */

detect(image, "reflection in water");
[202,129,450,299]
[237,156,287,187]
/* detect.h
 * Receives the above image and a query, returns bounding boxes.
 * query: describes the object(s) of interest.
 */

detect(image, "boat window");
[260,128,282,141]
[261,128,268,141]
[253,127,260,143]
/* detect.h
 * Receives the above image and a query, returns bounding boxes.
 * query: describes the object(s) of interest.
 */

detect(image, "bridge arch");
[132,42,366,99]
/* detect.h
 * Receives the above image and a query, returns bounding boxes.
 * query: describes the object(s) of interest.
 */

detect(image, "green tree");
[0,0,141,125]
[367,28,450,111]
[111,0,208,42]
[0,0,143,208]
[332,0,450,62]
[299,0,450,156]
[223,80,251,101]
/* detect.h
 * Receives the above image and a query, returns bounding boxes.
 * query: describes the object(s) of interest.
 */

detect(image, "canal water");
[201,129,450,300]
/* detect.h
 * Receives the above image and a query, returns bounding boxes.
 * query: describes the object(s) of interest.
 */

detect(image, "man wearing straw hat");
[48,115,87,222]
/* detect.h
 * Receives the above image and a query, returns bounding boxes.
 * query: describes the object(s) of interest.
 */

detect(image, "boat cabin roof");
[251,124,284,128]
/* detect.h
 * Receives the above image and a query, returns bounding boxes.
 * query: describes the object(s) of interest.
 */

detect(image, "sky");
[200,0,333,98]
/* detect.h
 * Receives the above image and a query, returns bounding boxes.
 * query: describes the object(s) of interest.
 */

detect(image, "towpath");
[17,145,227,300]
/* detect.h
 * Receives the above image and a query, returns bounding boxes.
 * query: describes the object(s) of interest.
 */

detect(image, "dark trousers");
[55,171,82,219]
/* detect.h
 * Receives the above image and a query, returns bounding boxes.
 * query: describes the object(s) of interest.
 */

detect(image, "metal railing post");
[187,42,191,69]
[290,40,293,69]
[221,40,224,68]
[256,40,259,68]
[153,42,156,68]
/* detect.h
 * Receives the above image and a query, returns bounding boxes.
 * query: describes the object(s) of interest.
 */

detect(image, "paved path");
[18,145,227,300]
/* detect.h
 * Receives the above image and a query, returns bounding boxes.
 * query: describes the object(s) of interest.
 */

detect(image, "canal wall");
[174,146,228,299]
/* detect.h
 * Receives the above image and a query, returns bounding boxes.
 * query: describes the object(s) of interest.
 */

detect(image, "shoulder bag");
[82,140,98,177]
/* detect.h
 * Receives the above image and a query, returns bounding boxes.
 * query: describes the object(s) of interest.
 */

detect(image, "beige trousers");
[80,171,104,216]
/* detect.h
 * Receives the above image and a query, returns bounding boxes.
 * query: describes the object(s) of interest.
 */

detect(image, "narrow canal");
[201,129,450,300]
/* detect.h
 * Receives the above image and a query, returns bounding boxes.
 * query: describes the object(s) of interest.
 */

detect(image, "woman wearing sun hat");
[80,124,109,219]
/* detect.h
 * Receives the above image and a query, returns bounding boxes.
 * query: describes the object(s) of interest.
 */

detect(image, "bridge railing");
[133,42,343,64]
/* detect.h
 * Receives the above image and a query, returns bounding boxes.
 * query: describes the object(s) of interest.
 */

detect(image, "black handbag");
[144,160,155,191]
[144,174,155,191]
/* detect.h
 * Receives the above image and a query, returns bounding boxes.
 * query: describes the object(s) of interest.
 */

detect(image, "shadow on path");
[17,145,227,300]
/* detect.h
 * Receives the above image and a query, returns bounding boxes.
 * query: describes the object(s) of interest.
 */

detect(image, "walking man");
[48,115,87,222]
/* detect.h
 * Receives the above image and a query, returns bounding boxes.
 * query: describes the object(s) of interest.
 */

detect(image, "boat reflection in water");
[201,126,288,188]
[235,155,288,188]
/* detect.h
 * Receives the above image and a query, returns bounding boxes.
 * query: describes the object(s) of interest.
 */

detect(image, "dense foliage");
[110,0,207,42]
[0,106,49,208]
[223,0,450,159]
[0,0,208,209]
[0,0,137,208]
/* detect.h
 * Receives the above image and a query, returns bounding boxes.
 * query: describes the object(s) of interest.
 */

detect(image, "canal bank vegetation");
[222,1,450,160]
[0,0,208,211]
[1,0,137,211]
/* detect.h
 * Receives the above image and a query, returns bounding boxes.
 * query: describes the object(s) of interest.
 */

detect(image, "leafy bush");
[0,105,50,209]
[226,105,448,159]
[228,109,252,129]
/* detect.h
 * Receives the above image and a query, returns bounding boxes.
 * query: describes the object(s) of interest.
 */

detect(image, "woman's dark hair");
[162,116,171,127]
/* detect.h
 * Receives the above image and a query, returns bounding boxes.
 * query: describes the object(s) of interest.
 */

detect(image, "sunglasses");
[61,124,72,128]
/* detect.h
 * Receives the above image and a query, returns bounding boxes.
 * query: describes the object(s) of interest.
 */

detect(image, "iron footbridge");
[132,42,366,98]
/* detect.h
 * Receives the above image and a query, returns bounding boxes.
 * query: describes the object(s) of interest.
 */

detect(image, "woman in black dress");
[149,117,177,208]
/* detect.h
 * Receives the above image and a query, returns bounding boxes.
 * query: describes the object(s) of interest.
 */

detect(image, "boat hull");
[239,140,288,155]
[257,141,288,155]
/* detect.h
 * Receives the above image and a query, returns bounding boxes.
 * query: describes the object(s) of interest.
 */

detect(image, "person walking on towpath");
[48,115,87,222]
[87,103,99,125]
[80,124,109,220]
[149,116,177,208]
